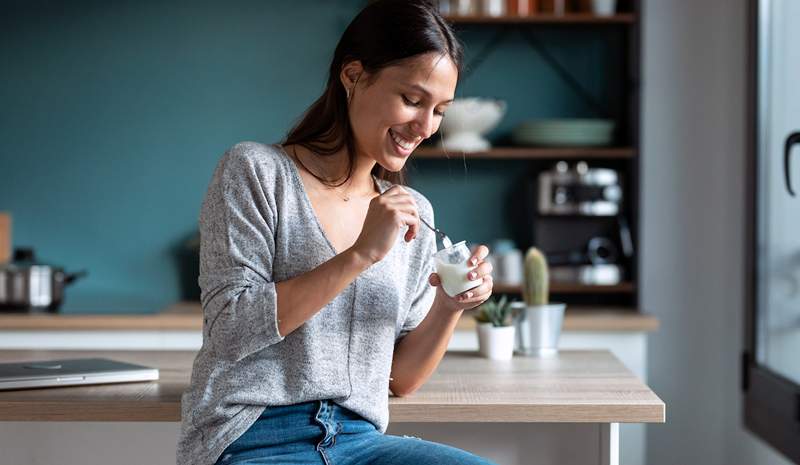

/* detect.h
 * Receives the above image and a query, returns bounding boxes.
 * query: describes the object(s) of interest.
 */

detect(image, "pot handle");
[64,270,89,285]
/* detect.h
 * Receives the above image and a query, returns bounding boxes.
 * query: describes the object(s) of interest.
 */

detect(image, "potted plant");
[514,247,567,356]
[474,295,517,360]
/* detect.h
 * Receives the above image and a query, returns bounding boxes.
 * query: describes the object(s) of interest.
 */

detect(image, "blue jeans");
[215,400,497,465]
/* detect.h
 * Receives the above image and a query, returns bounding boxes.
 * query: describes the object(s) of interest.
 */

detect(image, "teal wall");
[0,1,617,313]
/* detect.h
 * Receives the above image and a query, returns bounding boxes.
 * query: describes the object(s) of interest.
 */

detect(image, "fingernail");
[471,257,478,265]
[468,271,477,280]
[466,292,473,299]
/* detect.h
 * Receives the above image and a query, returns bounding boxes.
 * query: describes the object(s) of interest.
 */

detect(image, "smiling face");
[342,52,458,172]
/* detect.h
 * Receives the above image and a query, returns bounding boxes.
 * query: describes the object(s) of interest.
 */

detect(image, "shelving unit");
[415,1,642,307]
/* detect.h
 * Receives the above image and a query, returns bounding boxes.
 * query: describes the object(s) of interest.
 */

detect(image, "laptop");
[0,358,159,390]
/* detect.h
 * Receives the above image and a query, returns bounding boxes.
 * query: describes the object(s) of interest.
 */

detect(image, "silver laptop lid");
[0,358,159,390]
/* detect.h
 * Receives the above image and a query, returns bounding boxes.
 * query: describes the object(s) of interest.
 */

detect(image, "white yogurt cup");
[433,241,481,297]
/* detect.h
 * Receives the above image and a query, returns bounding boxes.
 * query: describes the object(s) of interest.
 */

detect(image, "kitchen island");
[0,304,660,465]
[0,349,664,465]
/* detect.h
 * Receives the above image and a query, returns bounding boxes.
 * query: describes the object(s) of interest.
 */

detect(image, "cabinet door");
[744,0,800,461]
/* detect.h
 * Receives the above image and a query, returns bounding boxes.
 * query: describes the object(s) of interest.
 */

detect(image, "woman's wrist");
[432,292,464,317]
[343,246,375,272]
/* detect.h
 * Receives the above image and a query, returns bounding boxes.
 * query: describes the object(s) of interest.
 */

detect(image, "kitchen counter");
[0,349,663,423]
[0,301,659,332]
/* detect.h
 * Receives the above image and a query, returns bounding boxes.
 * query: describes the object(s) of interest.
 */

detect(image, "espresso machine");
[538,161,623,216]
[530,161,634,288]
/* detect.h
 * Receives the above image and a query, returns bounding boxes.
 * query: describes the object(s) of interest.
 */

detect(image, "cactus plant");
[522,247,549,306]
[474,295,517,327]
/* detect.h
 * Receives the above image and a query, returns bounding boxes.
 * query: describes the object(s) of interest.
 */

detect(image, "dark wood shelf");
[413,146,635,160]
[493,282,636,294]
[443,13,637,25]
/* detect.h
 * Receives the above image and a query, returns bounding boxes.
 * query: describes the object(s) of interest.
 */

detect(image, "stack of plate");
[512,119,615,147]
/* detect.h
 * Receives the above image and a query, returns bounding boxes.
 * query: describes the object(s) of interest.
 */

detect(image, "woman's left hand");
[429,244,493,312]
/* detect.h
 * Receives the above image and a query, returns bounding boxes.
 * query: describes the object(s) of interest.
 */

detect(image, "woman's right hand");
[350,185,420,264]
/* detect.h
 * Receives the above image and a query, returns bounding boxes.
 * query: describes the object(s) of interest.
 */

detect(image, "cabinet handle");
[785,131,800,197]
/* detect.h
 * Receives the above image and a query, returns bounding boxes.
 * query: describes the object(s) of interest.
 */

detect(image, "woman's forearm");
[389,297,463,397]
[275,247,372,337]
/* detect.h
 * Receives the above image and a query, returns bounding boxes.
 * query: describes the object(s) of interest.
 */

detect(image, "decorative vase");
[477,323,516,360]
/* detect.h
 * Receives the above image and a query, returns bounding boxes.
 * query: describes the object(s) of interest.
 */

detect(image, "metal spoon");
[420,217,452,249]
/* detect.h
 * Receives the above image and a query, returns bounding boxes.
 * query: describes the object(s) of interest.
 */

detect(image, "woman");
[177,1,495,464]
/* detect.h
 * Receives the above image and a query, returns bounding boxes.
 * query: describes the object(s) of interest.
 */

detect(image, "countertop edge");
[0,302,659,333]
[0,402,665,423]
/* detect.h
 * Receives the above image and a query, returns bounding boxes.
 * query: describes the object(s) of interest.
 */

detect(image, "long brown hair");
[282,0,463,187]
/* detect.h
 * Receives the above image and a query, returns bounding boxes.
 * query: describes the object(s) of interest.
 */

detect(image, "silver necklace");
[332,182,352,202]
[291,146,373,201]
[330,178,375,202]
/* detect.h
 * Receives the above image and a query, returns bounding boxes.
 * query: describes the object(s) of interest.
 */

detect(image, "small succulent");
[474,295,518,327]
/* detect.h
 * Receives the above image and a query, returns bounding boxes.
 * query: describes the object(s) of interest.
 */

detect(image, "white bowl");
[439,98,506,152]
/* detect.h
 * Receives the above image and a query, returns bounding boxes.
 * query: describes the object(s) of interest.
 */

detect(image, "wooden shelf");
[413,146,635,160]
[443,13,637,25]
[493,281,636,294]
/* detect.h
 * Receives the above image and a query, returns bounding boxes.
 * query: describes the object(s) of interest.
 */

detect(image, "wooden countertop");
[0,302,659,332]
[0,349,664,423]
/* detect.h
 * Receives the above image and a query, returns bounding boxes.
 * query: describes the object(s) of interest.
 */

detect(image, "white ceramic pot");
[439,98,506,153]
[476,323,516,360]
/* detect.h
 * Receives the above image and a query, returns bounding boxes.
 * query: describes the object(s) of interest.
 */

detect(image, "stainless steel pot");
[513,302,567,357]
[0,248,87,313]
